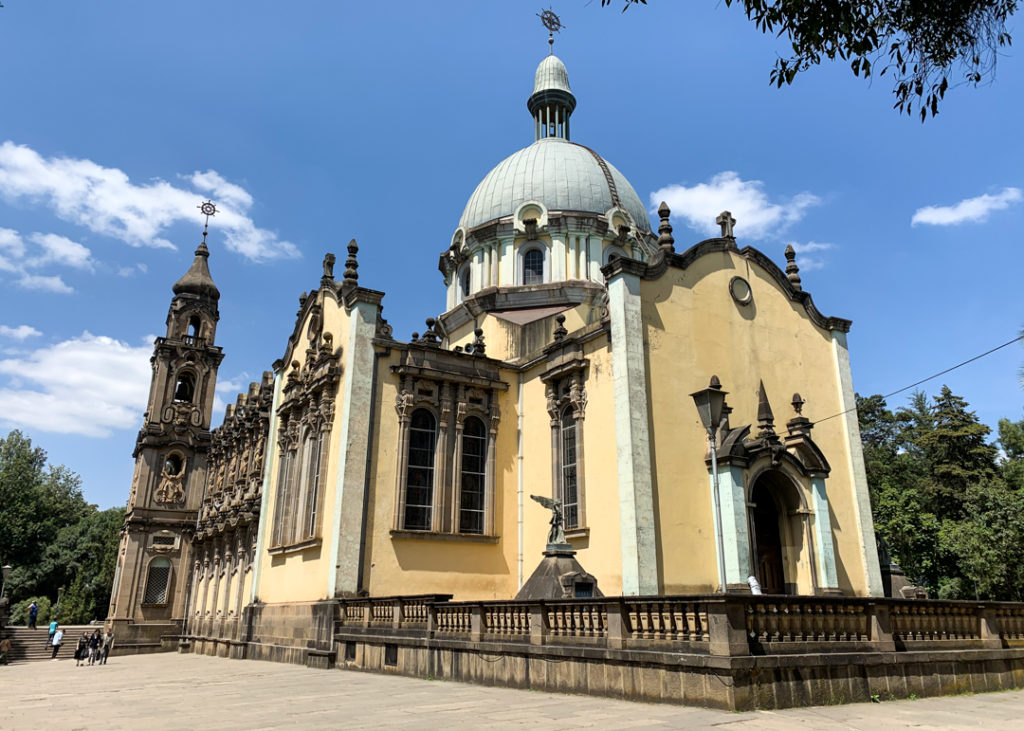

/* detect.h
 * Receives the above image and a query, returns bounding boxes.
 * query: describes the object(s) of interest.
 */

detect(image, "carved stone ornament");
[154,474,185,504]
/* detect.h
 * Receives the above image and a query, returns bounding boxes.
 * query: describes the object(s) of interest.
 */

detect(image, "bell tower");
[108,202,225,647]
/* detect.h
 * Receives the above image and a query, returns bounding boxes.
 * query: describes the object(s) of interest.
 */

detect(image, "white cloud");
[651,172,820,240]
[0,332,153,437]
[17,273,73,293]
[787,241,836,272]
[911,187,1023,226]
[0,141,299,262]
[27,232,94,271]
[0,325,42,340]
[0,227,26,258]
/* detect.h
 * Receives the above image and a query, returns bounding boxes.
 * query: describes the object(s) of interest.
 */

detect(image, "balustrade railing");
[334,593,1024,657]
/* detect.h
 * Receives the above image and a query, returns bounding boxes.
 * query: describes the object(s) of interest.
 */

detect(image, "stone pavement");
[1,653,1022,730]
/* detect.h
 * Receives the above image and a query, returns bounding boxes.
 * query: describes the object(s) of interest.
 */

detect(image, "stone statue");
[530,494,566,546]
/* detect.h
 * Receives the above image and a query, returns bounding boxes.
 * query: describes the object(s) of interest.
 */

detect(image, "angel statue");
[530,494,566,546]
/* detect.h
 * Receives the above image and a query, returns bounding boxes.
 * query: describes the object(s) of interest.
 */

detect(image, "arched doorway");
[751,480,786,594]
[749,469,810,595]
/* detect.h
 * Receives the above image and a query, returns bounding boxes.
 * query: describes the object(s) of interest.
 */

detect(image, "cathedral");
[107,47,883,657]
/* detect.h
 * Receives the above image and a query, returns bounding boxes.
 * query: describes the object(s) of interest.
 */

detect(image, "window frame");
[142,557,172,606]
[516,241,549,286]
[457,415,488,535]
[402,408,437,532]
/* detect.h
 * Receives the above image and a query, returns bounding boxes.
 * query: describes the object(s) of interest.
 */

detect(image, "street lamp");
[690,376,728,594]
[55,585,64,620]
[1,564,12,602]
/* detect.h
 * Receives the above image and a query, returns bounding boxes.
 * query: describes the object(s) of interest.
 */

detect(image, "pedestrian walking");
[45,620,58,648]
[27,601,38,629]
[100,631,113,664]
[74,632,88,666]
[50,627,64,659]
[87,629,101,665]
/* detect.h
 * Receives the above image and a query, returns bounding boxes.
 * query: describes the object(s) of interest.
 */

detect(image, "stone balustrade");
[334,592,1024,656]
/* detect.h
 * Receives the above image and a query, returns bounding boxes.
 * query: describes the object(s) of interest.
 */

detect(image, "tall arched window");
[560,407,579,530]
[301,431,324,539]
[187,315,201,340]
[404,409,436,531]
[459,416,487,534]
[523,248,545,285]
[459,265,471,301]
[272,450,294,546]
[143,557,172,604]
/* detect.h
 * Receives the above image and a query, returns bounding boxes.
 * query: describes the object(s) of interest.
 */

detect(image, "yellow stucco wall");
[640,249,868,595]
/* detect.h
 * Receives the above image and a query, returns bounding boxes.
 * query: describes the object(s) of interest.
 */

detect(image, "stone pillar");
[251,369,283,604]
[498,237,515,287]
[551,235,566,281]
[606,271,658,595]
[715,465,753,587]
[329,295,381,597]
[810,476,840,591]
[830,330,884,596]
[587,236,602,281]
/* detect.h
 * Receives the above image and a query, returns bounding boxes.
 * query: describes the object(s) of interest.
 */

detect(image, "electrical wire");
[811,333,1024,427]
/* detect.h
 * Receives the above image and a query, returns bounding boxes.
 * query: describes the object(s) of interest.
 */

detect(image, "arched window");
[300,431,324,539]
[404,409,436,531]
[603,246,628,265]
[459,265,471,301]
[163,453,185,478]
[143,557,172,604]
[560,407,579,530]
[187,315,201,340]
[459,416,487,534]
[523,248,545,285]
[173,371,196,403]
[272,450,295,546]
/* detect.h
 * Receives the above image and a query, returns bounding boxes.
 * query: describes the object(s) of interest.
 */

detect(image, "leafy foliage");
[602,1,1017,120]
[858,389,1024,600]
[0,430,124,623]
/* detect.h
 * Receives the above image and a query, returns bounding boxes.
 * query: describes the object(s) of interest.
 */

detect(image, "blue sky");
[1,1,1022,509]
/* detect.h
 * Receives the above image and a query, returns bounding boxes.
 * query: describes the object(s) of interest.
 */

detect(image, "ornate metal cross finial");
[537,7,564,53]
[197,200,218,245]
[716,210,736,239]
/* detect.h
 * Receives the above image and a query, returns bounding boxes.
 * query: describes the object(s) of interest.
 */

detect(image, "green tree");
[0,430,123,619]
[603,1,1017,120]
[857,387,1022,599]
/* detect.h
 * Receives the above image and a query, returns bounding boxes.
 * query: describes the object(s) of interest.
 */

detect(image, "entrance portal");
[751,479,786,594]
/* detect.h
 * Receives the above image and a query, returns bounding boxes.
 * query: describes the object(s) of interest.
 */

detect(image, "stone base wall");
[182,600,336,667]
[105,619,182,656]
[334,631,1024,711]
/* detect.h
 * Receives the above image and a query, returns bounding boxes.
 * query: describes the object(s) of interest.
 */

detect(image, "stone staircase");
[2,625,98,663]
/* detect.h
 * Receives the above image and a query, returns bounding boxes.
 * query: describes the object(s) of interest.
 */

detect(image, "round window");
[729,276,753,306]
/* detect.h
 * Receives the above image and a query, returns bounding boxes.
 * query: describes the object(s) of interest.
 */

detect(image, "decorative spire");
[756,380,776,439]
[471,327,486,357]
[716,210,736,239]
[537,7,563,54]
[322,253,336,285]
[529,10,575,142]
[657,201,675,254]
[418,317,441,346]
[343,239,359,285]
[552,313,568,341]
[172,200,220,300]
[784,244,802,290]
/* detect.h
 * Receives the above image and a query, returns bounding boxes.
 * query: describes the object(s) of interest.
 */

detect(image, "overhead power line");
[811,333,1024,427]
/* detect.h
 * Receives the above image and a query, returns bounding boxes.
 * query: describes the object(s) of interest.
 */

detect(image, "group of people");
[73,629,112,666]
[29,601,114,663]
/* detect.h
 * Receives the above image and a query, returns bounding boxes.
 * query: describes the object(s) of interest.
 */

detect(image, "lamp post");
[690,377,728,594]
[55,585,64,621]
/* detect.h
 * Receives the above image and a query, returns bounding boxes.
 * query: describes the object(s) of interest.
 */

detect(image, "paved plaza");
[2,653,1023,729]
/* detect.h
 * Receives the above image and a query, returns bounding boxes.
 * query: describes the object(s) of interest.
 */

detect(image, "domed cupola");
[172,240,220,301]
[528,54,576,141]
[441,50,656,313]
